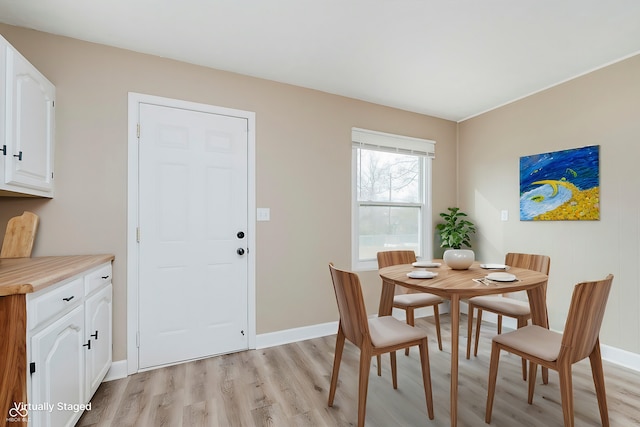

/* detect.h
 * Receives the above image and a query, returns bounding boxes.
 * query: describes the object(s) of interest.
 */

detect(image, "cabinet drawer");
[85,263,112,296]
[28,277,84,330]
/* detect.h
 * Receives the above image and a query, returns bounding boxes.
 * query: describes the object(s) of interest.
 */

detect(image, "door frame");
[126,92,256,375]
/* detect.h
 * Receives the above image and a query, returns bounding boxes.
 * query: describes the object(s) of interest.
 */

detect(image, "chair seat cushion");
[493,325,562,361]
[393,293,443,308]
[469,295,530,316]
[368,316,428,348]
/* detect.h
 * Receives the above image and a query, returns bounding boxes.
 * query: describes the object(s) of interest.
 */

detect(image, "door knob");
[237,248,245,256]
[237,231,245,239]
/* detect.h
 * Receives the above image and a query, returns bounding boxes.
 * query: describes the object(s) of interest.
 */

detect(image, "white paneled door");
[137,102,249,369]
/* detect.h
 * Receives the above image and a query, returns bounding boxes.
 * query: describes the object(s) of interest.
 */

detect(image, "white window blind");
[352,128,435,158]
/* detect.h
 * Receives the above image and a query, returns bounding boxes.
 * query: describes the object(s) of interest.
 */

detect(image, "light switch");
[257,208,270,221]
[500,210,509,221]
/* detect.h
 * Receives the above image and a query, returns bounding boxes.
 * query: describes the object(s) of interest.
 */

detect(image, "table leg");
[450,294,460,427]
[377,280,397,376]
[527,281,549,384]
[378,279,395,317]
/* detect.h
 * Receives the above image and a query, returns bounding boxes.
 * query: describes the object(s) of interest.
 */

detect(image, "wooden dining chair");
[466,252,550,381]
[0,211,39,258]
[327,263,434,427]
[378,250,444,353]
[485,274,613,427]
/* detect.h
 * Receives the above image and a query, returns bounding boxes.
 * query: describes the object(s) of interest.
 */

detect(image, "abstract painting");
[520,145,600,221]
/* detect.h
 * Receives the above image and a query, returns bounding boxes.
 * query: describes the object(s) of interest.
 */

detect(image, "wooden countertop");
[0,255,115,296]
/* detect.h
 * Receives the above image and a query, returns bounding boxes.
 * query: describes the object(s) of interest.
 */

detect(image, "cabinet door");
[84,284,112,400]
[4,44,55,195]
[30,305,85,427]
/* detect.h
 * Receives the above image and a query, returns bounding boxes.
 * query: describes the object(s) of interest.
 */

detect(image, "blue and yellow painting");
[520,145,600,221]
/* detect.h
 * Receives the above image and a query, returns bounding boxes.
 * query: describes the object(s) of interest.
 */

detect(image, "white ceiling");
[1,0,639,122]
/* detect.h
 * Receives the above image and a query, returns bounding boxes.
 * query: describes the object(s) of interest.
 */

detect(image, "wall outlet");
[500,210,509,221]
[257,208,270,221]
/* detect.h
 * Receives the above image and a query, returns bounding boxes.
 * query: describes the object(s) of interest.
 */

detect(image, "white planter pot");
[443,249,475,270]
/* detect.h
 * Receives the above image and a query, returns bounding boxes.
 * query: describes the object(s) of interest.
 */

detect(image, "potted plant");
[436,207,477,269]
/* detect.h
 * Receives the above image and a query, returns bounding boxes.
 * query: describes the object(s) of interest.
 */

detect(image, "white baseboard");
[256,304,640,373]
[103,360,128,382]
[109,302,640,382]
[256,320,340,349]
[255,305,450,349]
[600,343,640,372]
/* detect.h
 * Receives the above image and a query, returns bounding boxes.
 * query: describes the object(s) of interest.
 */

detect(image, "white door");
[137,102,249,369]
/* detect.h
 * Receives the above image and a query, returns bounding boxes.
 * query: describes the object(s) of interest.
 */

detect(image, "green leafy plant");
[436,207,476,249]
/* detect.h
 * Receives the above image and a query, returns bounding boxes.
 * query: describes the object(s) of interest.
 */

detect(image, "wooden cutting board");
[0,211,39,258]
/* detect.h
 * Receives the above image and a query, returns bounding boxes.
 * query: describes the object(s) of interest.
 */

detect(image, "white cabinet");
[29,306,85,427]
[26,262,112,425]
[0,35,55,197]
[84,284,112,399]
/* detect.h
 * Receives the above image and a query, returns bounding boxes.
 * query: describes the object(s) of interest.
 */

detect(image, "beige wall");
[458,54,640,353]
[0,24,458,362]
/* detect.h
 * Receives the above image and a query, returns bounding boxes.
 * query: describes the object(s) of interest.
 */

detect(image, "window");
[351,128,435,270]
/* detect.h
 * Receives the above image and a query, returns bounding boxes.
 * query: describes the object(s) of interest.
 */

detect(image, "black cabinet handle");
[62,296,74,302]
[101,275,110,279]
[82,340,91,350]
[13,151,22,161]
[91,330,99,340]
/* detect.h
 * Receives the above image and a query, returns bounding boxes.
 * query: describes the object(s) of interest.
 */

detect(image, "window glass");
[356,150,421,203]
[358,205,421,260]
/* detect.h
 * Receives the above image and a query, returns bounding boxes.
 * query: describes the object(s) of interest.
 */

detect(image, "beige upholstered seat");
[492,325,562,361]
[485,274,613,427]
[327,263,434,427]
[466,296,530,316]
[466,252,550,381]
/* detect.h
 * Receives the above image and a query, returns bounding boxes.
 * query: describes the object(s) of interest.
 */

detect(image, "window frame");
[351,128,435,271]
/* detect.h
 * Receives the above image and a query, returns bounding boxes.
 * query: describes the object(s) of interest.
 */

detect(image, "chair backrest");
[377,251,417,295]
[505,252,550,275]
[328,263,370,348]
[1,211,39,258]
[377,250,417,269]
[503,253,550,299]
[560,274,613,364]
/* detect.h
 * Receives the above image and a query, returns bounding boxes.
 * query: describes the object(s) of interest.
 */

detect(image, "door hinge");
[136,227,140,242]
[137,123,140,139]
[30,362,36,375]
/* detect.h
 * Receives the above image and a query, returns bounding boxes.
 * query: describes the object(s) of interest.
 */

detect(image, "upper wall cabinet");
[0,35,55,198]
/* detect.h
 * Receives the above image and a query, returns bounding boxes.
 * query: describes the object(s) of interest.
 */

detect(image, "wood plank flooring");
[77,315,640,426]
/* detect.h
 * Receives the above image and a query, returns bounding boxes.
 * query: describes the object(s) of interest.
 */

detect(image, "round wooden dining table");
[378,260,549,427]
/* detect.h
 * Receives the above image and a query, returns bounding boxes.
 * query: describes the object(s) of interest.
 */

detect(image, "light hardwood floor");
[78,315,640,426]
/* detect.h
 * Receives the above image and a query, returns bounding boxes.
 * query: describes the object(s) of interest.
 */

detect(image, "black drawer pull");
[62,296,74,302]
[101,275,110,280]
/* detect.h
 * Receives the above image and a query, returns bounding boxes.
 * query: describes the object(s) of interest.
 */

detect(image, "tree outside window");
[355,149,425,262]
